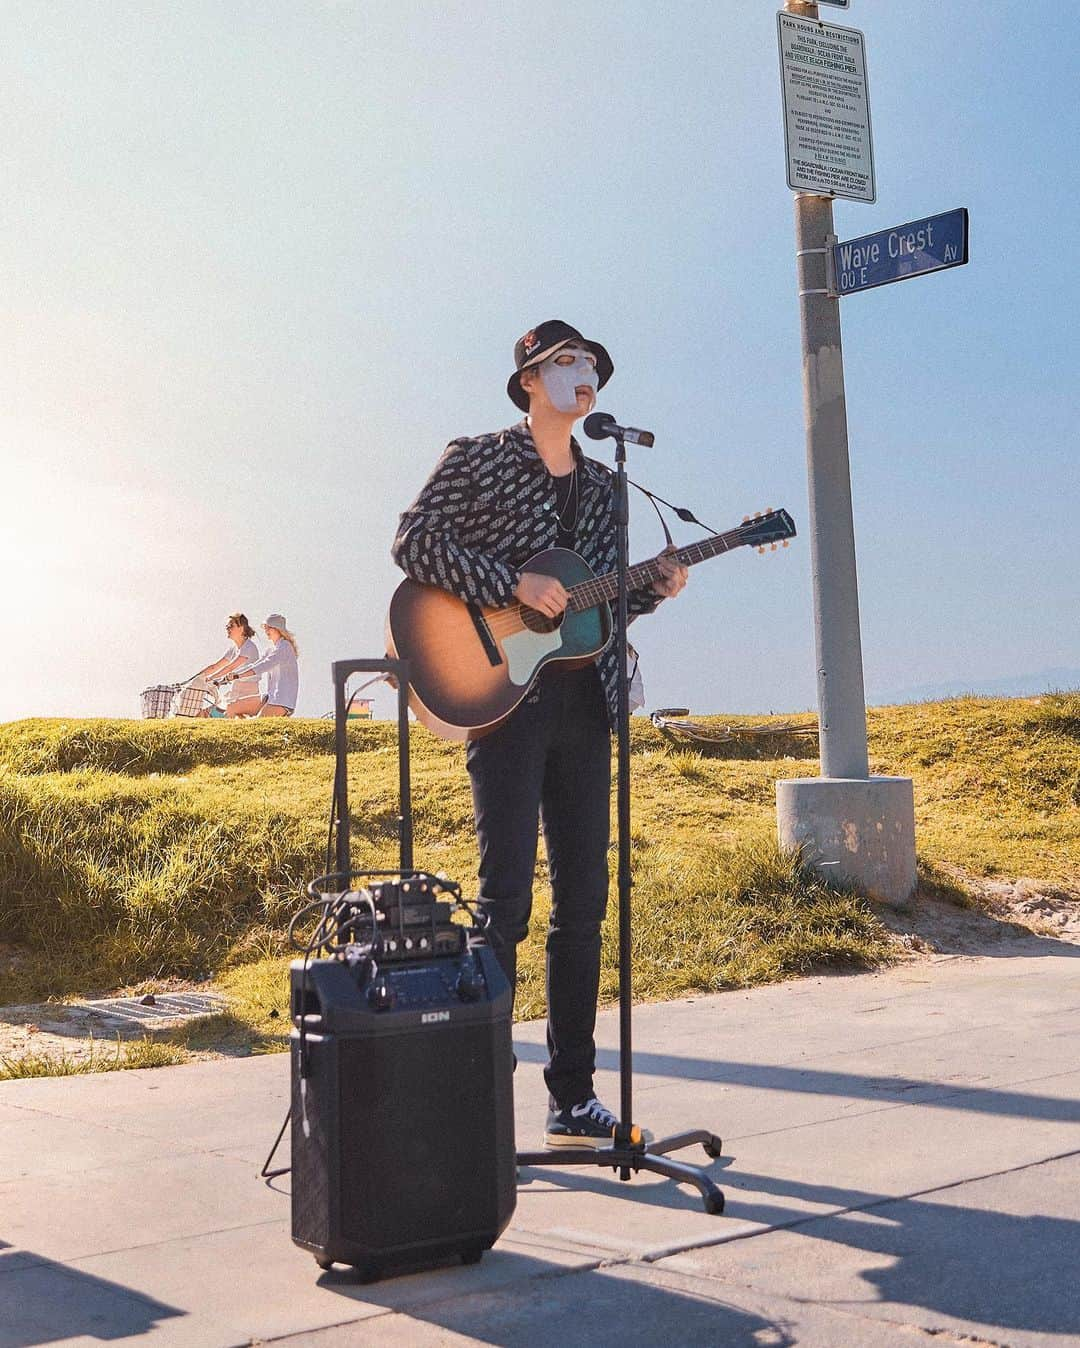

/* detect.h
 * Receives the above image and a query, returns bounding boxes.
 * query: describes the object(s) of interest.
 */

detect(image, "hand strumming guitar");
[515,571,568,618]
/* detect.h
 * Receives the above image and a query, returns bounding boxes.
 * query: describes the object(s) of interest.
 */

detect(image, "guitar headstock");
[739,508,797,553]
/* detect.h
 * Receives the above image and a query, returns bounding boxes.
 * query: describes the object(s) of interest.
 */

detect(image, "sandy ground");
[885,871,1080,953]
[2,875,1077,1070]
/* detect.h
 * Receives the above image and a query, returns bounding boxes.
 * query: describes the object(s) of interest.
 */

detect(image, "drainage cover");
[80,993,227,1026]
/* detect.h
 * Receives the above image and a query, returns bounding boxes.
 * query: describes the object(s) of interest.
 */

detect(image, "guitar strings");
[482,557,691,635]
[481,570,643,637]
[483,553,689,634]
[480,524,763,637]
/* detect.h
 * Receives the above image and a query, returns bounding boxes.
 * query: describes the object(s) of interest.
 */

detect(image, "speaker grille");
[288,950,516,1269]
[290,1041,331,1248]
[338,1023,500,1248]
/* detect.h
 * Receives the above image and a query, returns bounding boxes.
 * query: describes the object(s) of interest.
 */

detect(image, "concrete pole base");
[776,776,917,909]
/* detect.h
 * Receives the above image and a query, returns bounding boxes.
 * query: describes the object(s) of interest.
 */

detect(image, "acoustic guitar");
[386,508,796,740]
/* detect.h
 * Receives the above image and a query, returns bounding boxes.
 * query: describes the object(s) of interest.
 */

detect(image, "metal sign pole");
[786,0,868,778]
[777,0,916,909]
[793,186,870,779]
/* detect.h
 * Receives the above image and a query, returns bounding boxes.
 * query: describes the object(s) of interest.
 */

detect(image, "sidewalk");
[2,940,1078,1347]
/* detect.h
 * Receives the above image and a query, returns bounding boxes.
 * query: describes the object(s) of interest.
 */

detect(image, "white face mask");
[538,348,599,414]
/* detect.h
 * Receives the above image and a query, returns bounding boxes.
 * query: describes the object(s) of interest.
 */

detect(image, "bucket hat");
[507,319,613,412]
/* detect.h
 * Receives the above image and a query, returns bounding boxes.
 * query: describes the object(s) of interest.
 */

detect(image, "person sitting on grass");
[196,613,263,718]
[220,613,298,717]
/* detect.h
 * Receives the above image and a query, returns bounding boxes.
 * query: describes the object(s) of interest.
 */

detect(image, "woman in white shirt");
[196,614,263,718]
[224,612,299,717]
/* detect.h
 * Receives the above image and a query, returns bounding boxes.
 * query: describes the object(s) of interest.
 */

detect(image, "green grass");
[866,692,1080,887]
[0,1037,191,1080]
[1,694,1076,1053]
[168,838,887,1048]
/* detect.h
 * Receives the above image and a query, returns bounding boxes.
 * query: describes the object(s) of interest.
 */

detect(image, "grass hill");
[1,694,1076,1052]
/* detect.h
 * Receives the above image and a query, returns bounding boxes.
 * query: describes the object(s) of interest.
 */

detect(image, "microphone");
[583,412,656,448]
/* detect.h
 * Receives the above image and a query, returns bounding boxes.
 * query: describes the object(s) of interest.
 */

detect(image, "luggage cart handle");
[331,659,412,877]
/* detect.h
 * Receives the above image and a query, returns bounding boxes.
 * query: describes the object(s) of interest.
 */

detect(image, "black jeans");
[466,664,611,1110]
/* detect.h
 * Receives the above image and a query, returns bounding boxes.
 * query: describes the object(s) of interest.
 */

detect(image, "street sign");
[831,208,969,295]
[777,11,874,202]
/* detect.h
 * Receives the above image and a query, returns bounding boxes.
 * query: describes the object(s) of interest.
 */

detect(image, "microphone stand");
[515,432,725,1215]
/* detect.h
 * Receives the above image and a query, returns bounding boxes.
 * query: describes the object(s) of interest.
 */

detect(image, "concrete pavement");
[2,938,1079,1347]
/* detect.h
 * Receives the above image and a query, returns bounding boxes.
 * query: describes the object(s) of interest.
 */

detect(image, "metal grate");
[80,993,226,1026]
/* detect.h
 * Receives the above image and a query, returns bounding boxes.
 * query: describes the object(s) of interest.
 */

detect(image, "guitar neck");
[568,529,743,612]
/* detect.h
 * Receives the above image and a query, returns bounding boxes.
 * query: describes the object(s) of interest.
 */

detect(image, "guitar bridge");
[467,603,503,669]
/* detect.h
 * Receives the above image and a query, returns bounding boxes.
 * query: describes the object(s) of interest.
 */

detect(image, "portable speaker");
[289,945,516,1279]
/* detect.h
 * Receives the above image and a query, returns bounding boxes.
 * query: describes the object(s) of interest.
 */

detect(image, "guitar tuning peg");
[770,543,777,551]
[757,545,765,554]
[742,516,750,524]
[782,540,790,548]
[767,506,774,513]
[754,512,762,520]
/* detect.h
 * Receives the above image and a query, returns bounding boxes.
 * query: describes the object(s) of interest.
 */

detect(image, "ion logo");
[421,1010,451,1024]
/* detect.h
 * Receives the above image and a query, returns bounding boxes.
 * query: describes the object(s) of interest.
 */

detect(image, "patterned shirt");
[391,419,663,727]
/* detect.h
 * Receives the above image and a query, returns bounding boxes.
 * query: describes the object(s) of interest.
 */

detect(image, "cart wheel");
[703,1135,723,1159]
[315,1257,334,1270]
[703,1189,725,1216]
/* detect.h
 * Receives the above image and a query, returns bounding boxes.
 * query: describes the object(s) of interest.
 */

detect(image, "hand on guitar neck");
[651,549,688,599]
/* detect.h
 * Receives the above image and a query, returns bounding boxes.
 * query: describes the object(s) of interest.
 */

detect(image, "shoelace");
[570,1097,617,1128]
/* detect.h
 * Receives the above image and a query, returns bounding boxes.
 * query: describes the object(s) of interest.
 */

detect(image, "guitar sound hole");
[521,607,563,635]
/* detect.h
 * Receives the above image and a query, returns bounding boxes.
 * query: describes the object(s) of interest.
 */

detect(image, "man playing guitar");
[392,320,686,1147]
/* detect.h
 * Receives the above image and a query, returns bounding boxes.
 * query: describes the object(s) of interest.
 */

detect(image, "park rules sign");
[777,11,875,203]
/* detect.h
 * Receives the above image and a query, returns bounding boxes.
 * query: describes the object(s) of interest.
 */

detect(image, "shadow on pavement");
[0,1242,183,1348]
[319,1250,796,1347]
[718,1165,1080,1339]
[514,1161,713,1214]
[512,1041,1080,1125]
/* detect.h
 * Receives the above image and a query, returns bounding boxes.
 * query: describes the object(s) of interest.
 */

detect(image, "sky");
[3,1,1079,722]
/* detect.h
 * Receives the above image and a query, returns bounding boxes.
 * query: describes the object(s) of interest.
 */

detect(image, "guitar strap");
[628,479,720,546]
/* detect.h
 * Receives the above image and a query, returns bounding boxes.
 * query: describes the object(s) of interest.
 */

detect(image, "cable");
[263,869,481,1184]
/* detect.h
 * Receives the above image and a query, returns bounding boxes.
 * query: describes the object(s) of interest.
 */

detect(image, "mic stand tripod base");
[516,1129,725,1215]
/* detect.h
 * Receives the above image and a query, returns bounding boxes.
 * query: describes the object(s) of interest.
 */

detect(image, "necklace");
[554,466,579,533]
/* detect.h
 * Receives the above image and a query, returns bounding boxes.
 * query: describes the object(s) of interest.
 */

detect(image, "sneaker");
[543,1096,619,1149]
